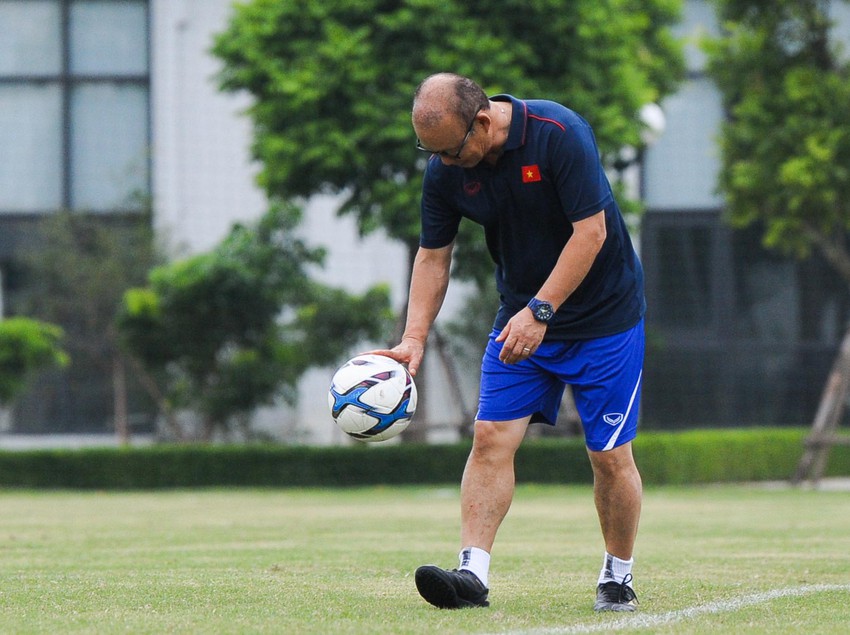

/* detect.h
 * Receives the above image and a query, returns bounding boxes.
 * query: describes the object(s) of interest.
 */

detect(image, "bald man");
[375,73,645,612]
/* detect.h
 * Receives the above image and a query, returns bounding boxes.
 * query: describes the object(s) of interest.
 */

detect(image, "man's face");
[415,108,482,167]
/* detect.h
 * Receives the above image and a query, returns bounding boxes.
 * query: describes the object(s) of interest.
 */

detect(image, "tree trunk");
[793,323,850,483]
[125,354,184,441]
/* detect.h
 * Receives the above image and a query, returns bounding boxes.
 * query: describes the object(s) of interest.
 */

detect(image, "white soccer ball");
[327,354,418,442]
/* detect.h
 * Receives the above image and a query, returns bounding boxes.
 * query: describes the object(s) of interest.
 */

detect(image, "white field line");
[492,584,850,635]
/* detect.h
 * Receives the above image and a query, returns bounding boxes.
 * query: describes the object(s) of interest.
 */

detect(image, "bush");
[0,428,845,490]
[0,318,68,404]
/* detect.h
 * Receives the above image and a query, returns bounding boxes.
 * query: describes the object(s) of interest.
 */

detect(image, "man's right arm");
[371,242,454,376]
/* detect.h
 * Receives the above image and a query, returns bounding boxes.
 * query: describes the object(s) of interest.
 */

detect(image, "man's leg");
[588,441,642,559]
[415,417,528,608]
[588,441,642,611]
[460,418,530,551]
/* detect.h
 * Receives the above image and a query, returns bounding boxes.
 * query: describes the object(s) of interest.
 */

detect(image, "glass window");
[731,227,799,343]
[0,85,63,210]
[643,78,725,211]
[0,0,62,75]
[70,84,148,210]
[70,0,148,75]
[653,224,714,329]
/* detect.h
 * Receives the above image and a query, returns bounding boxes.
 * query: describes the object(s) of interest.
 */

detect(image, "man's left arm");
[496,210,606,364]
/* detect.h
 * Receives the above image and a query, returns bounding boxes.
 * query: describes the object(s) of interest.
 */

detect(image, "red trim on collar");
[528,113,567,132]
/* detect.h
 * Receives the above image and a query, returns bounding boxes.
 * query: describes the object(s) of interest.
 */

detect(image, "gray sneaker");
[593,573,638,612]
[415,566,489,608]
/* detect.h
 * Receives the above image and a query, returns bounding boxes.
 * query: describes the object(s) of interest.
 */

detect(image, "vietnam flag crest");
[522,164,541,183]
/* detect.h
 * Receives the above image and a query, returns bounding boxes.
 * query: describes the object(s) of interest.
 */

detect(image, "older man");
[376,72,645,612]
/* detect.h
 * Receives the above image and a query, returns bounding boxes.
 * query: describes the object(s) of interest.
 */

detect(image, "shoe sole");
[594,602,637,612]
[414,566,489,609]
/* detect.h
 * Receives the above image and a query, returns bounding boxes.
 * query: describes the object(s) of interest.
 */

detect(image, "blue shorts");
[476,318,645,452]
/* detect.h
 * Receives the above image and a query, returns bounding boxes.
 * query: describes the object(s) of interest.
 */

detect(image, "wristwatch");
[527,297,555,323]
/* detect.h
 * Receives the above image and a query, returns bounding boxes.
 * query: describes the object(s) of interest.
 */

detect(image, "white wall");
[151,0,268,255]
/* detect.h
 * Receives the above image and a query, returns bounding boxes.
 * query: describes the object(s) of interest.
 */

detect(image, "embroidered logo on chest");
[464,181,482,196]
[522,165,541,183]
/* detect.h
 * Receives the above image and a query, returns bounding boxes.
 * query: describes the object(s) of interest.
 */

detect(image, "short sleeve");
[549,119,613,222]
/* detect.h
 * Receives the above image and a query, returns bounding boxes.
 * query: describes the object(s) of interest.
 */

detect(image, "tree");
[117,203,392,440]
[703,0,850,480]
[0,318,68,406]
[213,0,685,434]
[704,0,850,285]
[213,0,685,289]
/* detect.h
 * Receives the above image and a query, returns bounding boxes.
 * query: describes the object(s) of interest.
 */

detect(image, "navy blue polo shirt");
[419,94,645,340]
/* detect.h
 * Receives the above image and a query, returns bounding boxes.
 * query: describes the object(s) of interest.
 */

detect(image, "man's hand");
[495,308,547,364]
[363,336,426,376]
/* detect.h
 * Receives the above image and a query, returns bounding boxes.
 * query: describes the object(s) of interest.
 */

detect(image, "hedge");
[0,427,846,489]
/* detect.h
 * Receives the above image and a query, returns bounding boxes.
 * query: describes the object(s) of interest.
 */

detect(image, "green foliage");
[0,428,840,488]
[213,0,685,279]
[0,318,69,404]
[117,203,392,435]
[704,0,850,285]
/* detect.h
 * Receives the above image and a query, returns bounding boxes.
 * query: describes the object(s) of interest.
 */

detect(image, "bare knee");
[588,442,640,480]
[470,419,527,461]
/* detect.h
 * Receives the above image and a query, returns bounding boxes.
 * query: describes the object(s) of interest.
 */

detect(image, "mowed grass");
[0,483,849,634]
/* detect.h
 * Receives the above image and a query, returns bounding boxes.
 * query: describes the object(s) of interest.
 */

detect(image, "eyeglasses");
[416,108,482,159]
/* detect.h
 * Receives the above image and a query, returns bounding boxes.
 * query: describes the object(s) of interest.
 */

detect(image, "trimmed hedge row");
[0,427,846,489]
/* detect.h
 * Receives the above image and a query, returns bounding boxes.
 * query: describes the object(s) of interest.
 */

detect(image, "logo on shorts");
[603,413,624,426]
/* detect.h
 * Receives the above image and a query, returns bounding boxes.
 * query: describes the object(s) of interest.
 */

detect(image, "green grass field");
[1,483,849,634]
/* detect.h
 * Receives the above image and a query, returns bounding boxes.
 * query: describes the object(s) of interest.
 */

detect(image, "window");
[0,1,62,75]
[641,211,849,428]
[0,0,150,214]
[0,0,152,435]
[0,84,64,209]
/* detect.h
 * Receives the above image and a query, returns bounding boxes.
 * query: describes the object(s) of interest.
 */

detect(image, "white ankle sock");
[458,547,490,588]
[597,552,634,585]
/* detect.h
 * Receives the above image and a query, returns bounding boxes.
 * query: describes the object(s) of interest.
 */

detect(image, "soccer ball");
[327,354,418,442]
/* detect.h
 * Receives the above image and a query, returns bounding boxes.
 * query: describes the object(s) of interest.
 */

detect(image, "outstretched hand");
[362,336,426,377]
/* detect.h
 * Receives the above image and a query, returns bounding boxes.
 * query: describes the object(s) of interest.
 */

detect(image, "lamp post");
[613,103,667,201]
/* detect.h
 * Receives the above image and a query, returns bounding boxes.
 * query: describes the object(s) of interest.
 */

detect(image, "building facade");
[1,0,848,440]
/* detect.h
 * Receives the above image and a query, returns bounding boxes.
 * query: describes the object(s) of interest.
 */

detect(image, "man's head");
[412,73,491,166]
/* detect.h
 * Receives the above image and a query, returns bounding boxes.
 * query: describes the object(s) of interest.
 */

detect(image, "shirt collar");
[491,94,527,152]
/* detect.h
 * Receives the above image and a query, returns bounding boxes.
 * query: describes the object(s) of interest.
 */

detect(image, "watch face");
[533,302,554,322]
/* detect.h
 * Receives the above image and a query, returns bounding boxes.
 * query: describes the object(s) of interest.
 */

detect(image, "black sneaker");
[414,565,490,609]
[593,573,638,612]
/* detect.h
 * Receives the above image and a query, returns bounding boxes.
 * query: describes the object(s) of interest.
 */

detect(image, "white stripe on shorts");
[601,370,642,451]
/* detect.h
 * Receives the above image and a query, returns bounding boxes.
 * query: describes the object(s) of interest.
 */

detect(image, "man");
[376,73,645,612]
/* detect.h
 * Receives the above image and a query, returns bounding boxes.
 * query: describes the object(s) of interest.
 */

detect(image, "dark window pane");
[654,225,713,328]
